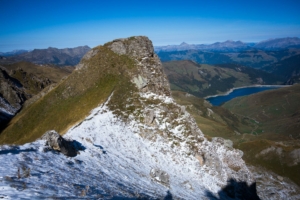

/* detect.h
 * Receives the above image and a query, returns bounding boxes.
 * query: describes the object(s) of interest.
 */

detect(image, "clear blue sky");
[1,0,300,51]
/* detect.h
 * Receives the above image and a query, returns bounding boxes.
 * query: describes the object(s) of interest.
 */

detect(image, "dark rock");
[42,130,78,157]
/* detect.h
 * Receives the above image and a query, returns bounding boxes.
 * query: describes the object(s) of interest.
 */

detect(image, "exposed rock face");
[42,130,78,157]
[0,66,53,124]
[0,67,27,114]
[0,68,30,126]
[106,36,170,96]
[75,48,99,70]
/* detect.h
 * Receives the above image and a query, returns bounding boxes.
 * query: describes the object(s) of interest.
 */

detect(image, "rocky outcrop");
[105,36,170,96]
[0,66,53,116]
[150,168,170,187]
[0,67,27,113]
[42,130,80,157]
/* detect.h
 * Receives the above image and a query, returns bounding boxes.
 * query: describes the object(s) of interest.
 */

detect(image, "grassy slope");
[163,60,283,98]
[223,84,300,141]
[2,61,72,82]
[222,84,300,185]
[1,61,72,95]
[0,46,136,144]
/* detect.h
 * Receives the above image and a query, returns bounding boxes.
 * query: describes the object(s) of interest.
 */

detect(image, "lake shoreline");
[204,84,291,99]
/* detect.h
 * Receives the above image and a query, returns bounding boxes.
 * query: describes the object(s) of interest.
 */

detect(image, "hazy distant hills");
[155,40,253,52]
[158,48,300,69]
[0,49,30,56]
[155,37,300,52]
[0,46,91,66]
[157,37,300,84]
[254,37,300,49]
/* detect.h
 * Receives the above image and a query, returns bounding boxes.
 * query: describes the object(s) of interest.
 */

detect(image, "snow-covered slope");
[0,92,250,199]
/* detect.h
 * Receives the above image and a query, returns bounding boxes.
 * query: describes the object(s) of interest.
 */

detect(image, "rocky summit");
[0,36,298,199]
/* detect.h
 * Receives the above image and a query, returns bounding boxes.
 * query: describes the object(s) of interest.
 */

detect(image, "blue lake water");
[206,86,285,106]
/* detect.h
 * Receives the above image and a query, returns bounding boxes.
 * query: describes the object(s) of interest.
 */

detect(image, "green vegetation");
[2,61,72,82]
[0,45,137,144]
[2,61,72,95]
[222,84,300,185]
[223,84,300,141]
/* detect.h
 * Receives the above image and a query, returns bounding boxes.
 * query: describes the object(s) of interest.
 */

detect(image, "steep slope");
[0,36,265,199]
[222,84,300,186]
[163,60,283,97]
[0,46,130,143]
[0,46,90,66]
[0,62,71,130]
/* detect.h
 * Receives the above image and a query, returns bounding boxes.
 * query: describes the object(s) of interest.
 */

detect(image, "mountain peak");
[105,36,155,59]
[180,42,189,46]
[0,36,256,199]
[104,36,170,95]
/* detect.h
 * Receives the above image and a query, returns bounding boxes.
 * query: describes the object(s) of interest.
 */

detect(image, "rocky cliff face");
[105,37,170,96]
[0,36,298,199]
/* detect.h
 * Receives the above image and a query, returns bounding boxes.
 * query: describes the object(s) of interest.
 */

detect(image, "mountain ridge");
[0,46,91,66]
[155,37,300,52]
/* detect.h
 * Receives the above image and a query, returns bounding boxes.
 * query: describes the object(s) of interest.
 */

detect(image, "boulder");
[42,130,77,157]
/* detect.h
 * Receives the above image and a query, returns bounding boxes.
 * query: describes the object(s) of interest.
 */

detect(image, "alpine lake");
[206,85,287,106]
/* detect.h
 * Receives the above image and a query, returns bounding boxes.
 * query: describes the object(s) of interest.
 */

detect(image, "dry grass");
[0,45,137,144]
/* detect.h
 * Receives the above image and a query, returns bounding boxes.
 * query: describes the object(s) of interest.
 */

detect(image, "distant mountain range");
[0,49,30,56]
[254,37,300,49]
[155,37,300,52]
[0,46,91,66]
